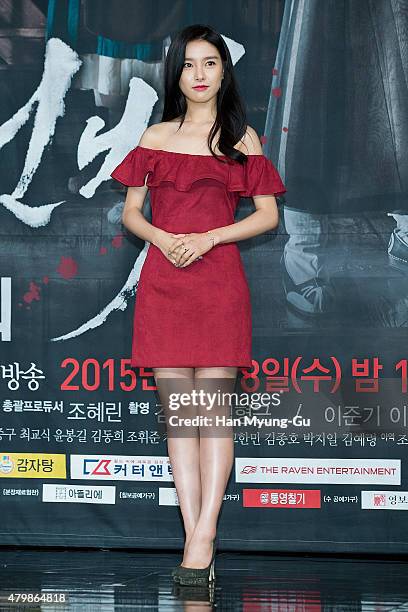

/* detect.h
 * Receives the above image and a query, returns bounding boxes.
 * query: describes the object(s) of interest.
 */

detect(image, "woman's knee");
[153,367,195,379]
[194,366,238,379]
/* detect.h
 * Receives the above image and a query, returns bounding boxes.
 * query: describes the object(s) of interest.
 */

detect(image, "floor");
[1,547,408,610]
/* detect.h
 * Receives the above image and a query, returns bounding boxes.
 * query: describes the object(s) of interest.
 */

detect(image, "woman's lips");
[193,86,209,90]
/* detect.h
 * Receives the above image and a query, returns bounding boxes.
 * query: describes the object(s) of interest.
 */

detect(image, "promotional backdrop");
[1,0,408,552]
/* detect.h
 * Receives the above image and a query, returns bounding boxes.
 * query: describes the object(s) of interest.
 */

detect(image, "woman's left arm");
[210,196,279,246]
[209,126,279,246]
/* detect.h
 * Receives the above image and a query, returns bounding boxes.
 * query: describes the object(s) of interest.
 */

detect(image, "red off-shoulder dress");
[110,145,286,368]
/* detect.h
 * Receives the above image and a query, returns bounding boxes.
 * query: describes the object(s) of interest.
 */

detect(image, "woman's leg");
[181,366,238,568]
[153,367,201,557]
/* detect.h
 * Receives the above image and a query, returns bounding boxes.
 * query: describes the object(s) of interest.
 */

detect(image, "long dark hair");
[161,24,248,164]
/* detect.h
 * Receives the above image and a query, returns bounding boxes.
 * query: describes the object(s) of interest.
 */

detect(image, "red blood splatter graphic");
[112,234,124,249]
[42,276,49,284]
[283,127,289,133]
[272,87,282,98]
[57,256,78,279]
[99,246,108,255]
[23,281,41,303]
[260,135,267,145]
[272,68,279,75]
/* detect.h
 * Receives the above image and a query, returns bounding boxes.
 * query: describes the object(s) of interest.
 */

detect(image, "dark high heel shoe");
[173,582,215,604]
[175,537,217,587]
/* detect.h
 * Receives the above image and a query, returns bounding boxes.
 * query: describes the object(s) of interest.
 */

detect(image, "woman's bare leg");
[181,366,238,568]
[153,367,201,559]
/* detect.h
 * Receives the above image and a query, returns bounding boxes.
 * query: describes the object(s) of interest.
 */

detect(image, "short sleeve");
[239,155,286,198]
[110,146,154,187]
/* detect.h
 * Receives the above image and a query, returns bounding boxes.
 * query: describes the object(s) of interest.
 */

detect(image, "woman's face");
[178,39,224,107]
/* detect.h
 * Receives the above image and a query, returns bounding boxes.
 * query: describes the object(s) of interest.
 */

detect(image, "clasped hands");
[165,232,216,268]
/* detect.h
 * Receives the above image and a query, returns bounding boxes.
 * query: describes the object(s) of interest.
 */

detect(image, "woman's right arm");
[121,125,166,246]
[121,183,165,247]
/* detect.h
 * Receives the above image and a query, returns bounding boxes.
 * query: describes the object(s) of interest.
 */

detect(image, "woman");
[111,24,286,586]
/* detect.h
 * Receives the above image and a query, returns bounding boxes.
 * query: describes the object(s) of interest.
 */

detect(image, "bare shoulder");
[138,121,180,150]
[236,125,264,155]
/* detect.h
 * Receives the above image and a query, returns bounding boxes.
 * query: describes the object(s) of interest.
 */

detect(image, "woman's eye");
[183,61,217,68]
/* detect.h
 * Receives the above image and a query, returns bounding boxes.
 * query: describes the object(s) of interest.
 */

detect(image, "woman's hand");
[168,232,216,268]
[153,231,187,266]
[153,231,205,267]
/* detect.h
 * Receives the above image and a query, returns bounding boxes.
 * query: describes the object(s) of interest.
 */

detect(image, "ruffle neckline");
[138,145,232,158]
[110,145,287,197]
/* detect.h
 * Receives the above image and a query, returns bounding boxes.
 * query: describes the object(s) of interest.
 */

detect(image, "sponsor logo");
[236,458,400,484]
[0,453,66,478]
[43,483,115,504]
[0,455,14,474]
[241,465,257,474]
[159,488,179,506]
[361,490,408,510]
[70,455,173,481]
[243,488,321,508]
